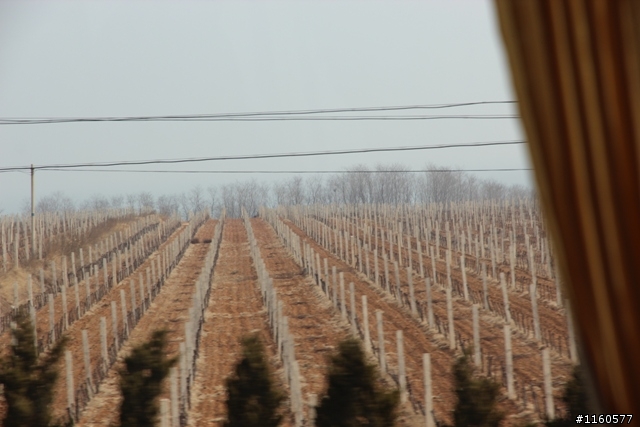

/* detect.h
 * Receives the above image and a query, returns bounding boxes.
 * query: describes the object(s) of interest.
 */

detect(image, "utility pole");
[31,164,36,257]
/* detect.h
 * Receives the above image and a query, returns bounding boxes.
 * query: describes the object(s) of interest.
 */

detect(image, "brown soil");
[188,219,290,427]
[58,220,216,425]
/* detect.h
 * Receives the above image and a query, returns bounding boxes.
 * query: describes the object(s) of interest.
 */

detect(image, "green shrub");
[448,349,504,427]
[224,334,284,427]
[118,329,177,427]
[315,338,399,427]
[545,365,589,427]
[0,311,67,427]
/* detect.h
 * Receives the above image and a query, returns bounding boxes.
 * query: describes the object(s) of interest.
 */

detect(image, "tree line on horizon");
[16,163,533,218]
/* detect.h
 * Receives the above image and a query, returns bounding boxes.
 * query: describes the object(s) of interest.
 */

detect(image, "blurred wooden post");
[48,294,55,343]
[111,301,119,349]
[408,267,417,316]
[473,304,481,367]
[349,282,357,335]
[461,255,469,301]
[543,347,555,420]
[424,353,434,427]
[504,323,515,399]
[531,280,541,341]
[447,285,455,350]
[376,310,386,374]
[397,330,407,403]
[482,263,489,310]
[340,273,346,319]
[362,295,371,352]
[100,317,108,369]
[500,273,511,324]
[426,277,434,328]
[82,329,93,397]
[65,350,75,415]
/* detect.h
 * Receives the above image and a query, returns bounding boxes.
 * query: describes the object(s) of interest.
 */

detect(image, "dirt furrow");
[0,217,174,355]
[291,215,574,423]
[279,218,460,425]
[188,219,288,427]
[250,219,357,420]
[70,219,217,426]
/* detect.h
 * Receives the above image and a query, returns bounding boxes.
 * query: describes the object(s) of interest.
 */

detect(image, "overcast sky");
[0,0,530,214]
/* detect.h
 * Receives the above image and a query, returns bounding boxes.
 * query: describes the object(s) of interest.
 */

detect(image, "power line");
[39,167,532,174]
[0,101,517,125]
[0,115,518,125]
[0,140,525,172]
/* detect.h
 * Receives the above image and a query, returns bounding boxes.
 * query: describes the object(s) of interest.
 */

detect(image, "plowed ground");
[74,220,217,426]
[188,219,289,427]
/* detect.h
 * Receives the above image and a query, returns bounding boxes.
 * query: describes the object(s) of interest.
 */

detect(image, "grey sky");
[0,0,530,213]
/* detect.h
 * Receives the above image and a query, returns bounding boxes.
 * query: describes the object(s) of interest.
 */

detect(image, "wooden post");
[555,263,563,308]
[85,275,92,310]
[446,250,453,291]
[82,329,93,397]
[120,289,128,336]
[500,273,511,324]
[393,261,401,303]
[111,301,119,349]
[340,273,346,319]
[362,295,371,352]
[349,282,357,335]
[39,269,45,297]
[130,279,137,322]
[179,342,188,410]
[397,330,407,403]
[408,267,417,316]
[472,304,481,367]
[430,246,437,287]
[332,266,337,307]
[170,367,179,427]
[566,299,578,363]
[383,253,390,293]
[13,281,18,308]
[48,294,55,343]
[61,284,68,330]
[65,350,75,415]
[530,280,541,341]
[100,317,108,368]
[510,244,516,289]
[323,258,329,296]
[504,323,515,399]
[376,310,386,374]
[27,275,34,307]
[542,347,555,419]
[73,275,80,317]
[139,276,146,314]
[424,353,434,427]
[446,285,455,350]
[374,249,379,287]
[160,398,170,427]
[426,277,434,328]
[308,394,318,427]
[461,255,469,301]
[482,263,489,310]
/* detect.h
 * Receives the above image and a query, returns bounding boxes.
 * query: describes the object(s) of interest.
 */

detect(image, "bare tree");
[137,192,155,213]
[37,191,74,213]
[178,192,191,220]
[285,176,306,205]
[126,194,137,212]
[156,194,178,217]
[189,185,205,213]
[110,195,124,210]
[306,175,327,205]
[207,186,218,216]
